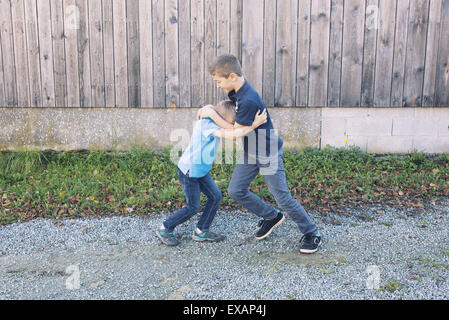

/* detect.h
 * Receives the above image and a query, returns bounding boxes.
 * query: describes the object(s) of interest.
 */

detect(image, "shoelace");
[300,234,320,244]
[300,234,311,243]
[258,211,282,228]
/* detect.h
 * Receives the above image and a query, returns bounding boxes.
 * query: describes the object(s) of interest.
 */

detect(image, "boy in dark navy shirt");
[197,54,321,253]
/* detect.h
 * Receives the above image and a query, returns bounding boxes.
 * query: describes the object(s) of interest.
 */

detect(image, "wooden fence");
[0,0,448,108]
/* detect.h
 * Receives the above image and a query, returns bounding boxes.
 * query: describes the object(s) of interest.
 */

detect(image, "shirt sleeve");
[200,119,220,138]
[236,100,260,127]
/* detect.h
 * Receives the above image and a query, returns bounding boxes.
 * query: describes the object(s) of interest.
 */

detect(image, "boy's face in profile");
[212,73,237,93]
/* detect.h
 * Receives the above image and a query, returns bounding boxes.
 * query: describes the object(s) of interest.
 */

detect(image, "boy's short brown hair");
[214,100,236,124]
[208,54,243,78]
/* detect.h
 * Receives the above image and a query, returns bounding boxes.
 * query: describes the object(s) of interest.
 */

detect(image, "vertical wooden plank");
[64,0,80,107]
[274,0,298,107]
[403,0,430,106]
[361,0,379,106]
[263,0,276,106]
[24,0,42,107]
[113,0,128,107]
[205,0,217,105]
[423,0,442,106]
[89,0,105,107]
[191,0,204,107]
[391,0,410,106]
[0,0,18,106]
[139,0,153,108]
[230,0,242,62]
[37,0,56,106]
[152,0,165,107]
[11,0,30,106]
[374,0,397,106]
[296,0,311,106]
[51,0,67,107]
[217,0,230,102]
[127,0,140,108]
[102,0,115,107]
[309,0,330,107]
[327,0,344,107]
[341,0,366,106]
[435,0,449,106]
[76,0,91,107]
[0,28,4,105]
[165,0,179,108]
[178,0,191,107]
[242,0,263,95]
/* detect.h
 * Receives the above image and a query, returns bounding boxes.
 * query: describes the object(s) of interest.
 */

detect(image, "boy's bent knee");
[274,192,296,207]
[209,190,222,203]
[186,204,200,217]
[227,186,247,200]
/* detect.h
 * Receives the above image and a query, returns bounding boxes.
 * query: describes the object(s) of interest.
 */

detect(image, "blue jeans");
[227,152,318,236]
[163,168,222,231]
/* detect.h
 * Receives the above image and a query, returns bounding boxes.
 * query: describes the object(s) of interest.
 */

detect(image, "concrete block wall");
[0,107,448,154]
[321,108,449,154]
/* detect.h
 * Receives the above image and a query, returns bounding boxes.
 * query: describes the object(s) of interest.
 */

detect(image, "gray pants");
[227,152,318,236]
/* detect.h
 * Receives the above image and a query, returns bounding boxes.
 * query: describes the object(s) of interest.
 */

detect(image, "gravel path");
[1,199,448,300]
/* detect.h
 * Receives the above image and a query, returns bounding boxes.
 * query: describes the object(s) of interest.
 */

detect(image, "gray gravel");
[1,199,448,300]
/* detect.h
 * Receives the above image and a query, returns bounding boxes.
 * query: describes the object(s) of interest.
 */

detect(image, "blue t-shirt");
[178,118,221,178]
[228,79,283,159]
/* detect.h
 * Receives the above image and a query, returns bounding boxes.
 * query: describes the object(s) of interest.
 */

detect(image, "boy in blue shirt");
[197,54,322,253]
[156,100,267,246]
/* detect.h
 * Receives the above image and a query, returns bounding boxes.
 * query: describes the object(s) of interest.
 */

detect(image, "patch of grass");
[1,145,448,226]
[412,256,449,271]
[383,279,401,293]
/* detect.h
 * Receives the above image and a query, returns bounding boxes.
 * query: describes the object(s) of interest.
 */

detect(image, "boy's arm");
[197,105,234,129]
[212,109,267,140]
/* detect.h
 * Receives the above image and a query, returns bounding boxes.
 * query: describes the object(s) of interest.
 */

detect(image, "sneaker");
[192,230,225,242]
[299,233,322,253]
[155,228,180,246]
[255,210,285,240]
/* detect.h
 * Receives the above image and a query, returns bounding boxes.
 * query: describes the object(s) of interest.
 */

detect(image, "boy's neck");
[233,77,245,93]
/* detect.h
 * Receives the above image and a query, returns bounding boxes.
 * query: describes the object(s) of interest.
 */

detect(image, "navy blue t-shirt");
[228,79,283,160]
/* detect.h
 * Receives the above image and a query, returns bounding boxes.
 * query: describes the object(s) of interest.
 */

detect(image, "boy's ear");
[229,73,238,81]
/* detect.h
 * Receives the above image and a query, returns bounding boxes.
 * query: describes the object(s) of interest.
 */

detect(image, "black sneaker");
[299,233,322,253]
[255,210,285,240]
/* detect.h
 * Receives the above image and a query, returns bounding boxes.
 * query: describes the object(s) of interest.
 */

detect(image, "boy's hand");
[197,105,215,120]
[251,109,268,128]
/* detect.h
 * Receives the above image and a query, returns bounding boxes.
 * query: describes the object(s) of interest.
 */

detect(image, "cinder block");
[322,117,347,137]
[346,136,368,152]
[366,107,415,119]
[412,137,449,153]
[392,118,438,136]
[414,108,449,119]
[347,117,392,136]
[437,118,449,137]
[367,136,414,154]
[322,108,367,119]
